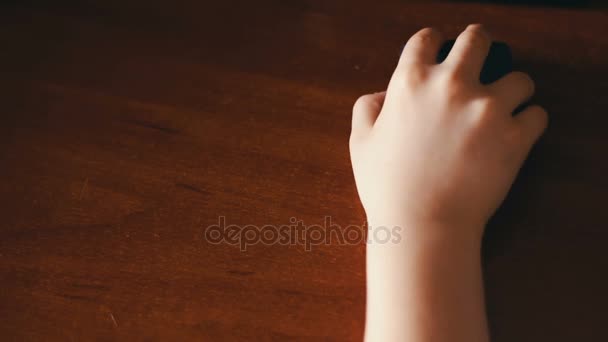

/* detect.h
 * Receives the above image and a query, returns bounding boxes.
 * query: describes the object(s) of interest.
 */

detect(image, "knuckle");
[519,72,536,94]
[407,32,426,46]
[530,105,549,129]
[538,105,549,122]
[436,68,460,86]
[435,69,467,98]
[507,71,535,95]
[469,97,497,124]
[411,27,438,43]
[459,26,489,48]
[408,67,430,83]
[393,67,429,90]
[475,97,496,114]
[353,94,373,113]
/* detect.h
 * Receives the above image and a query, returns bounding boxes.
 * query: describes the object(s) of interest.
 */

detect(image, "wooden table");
[1,1,607,340]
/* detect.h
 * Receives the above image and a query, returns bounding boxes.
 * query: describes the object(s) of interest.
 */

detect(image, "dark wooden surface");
[1,1,607,341]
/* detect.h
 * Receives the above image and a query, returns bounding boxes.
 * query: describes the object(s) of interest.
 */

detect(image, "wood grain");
[1,1,607,341]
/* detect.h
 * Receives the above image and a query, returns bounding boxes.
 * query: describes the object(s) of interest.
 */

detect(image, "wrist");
[366,215,484,253]
[365,216,488,342]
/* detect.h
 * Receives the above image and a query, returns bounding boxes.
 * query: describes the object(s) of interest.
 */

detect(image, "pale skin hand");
[350,25,547,342]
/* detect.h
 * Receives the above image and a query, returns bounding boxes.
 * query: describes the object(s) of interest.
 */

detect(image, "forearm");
[364,219,489,342]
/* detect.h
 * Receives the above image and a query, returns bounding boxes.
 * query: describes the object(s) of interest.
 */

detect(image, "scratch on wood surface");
[175,182,207,195]
[109,312,118,327]
[123,118,179,134]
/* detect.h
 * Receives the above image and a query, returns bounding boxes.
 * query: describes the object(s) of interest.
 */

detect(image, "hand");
[349,24,547,239]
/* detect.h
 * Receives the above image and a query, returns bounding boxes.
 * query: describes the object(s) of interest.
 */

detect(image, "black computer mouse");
[436,40,512,84]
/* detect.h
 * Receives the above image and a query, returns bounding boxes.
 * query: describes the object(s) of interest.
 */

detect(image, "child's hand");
[350,24,547,239]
